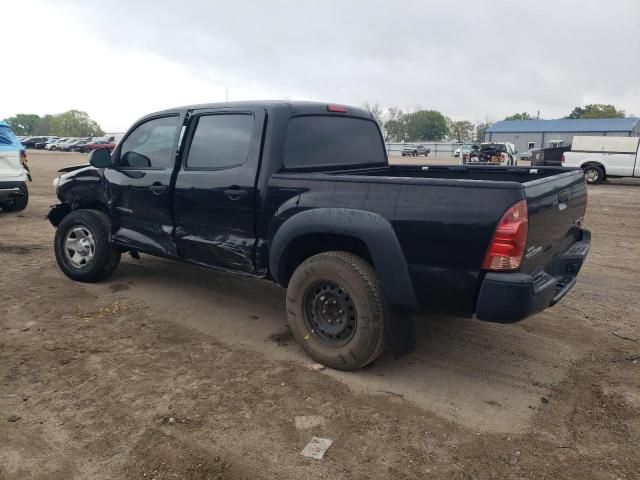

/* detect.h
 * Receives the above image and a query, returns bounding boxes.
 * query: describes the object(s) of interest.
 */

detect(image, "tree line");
[504,104,625,121]
[5,103,627,142]
[3,110,105,137]
[365,103,628,143]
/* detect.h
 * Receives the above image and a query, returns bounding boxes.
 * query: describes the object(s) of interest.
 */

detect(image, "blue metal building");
[485,118,640,153]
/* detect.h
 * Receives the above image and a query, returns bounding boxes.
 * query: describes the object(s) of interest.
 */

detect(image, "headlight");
[53,176,60,187]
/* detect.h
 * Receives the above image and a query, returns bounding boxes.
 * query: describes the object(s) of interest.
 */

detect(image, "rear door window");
[283,116,386,169]
[186,114,254,170]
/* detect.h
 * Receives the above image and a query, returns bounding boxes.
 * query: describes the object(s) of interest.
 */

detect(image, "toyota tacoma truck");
[48,101,590,370]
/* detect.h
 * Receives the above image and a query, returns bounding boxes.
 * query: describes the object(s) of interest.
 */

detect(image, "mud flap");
[383,296,416,359]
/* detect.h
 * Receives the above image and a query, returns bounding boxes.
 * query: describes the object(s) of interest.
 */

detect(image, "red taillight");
[20,150,28,167]
[482,200,528,271]
[327,104,347,113]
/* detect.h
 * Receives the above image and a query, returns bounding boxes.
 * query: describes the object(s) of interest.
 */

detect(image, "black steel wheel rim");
[303,281,357,347]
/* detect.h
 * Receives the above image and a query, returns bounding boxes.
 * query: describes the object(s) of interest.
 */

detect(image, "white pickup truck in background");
[563,136,640,184]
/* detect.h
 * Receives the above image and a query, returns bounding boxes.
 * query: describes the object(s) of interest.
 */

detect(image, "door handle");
[224,188,248,200]
[149,182,167,194]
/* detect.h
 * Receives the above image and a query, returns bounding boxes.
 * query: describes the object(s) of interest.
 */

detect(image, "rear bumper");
[0,181,27,200]
[475,229,591,323]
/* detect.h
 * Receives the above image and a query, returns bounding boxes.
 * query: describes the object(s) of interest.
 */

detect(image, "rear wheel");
[286,251,385,370]
[0,184,28,212]
[583,165,604,184]
[54,209,121,282]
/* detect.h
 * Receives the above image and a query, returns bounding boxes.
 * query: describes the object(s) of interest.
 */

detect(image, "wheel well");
[49,201,108,227]
[277,233,373,287]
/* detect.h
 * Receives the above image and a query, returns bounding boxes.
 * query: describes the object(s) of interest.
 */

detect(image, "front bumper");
[475,229,591,323]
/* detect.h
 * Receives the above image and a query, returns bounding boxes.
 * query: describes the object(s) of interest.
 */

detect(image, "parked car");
[454,145,474,158]
[466,142,518,166]
[46,138,69,150]
[0,121,30,211]
[48,101,590,370]
[21,136,50,149]
[562,136,640,184]
[53,138,78,151]
[401,144,430,156]
[70,139,114,153]
[519,149,535,161]
[103,133,124,145]
[35,136,59,149]
[77,139,117,153]
[60,138,91,152]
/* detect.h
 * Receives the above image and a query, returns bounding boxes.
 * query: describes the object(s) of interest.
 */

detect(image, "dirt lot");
[1,151,639,479]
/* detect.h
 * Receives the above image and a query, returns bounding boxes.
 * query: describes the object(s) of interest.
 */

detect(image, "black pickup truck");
[48,101,590,370]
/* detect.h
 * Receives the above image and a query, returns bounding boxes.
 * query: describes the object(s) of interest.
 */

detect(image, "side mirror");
[121,151,151,168]
[89,147,112,168]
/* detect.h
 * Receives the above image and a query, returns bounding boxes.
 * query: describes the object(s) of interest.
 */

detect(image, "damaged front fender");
[47,203,71,227]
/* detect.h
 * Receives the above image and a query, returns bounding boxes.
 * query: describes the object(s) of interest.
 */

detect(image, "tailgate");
[0,150,22,178]
[520,170,587,273]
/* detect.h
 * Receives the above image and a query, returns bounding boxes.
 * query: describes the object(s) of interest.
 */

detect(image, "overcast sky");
[3,0,639,132]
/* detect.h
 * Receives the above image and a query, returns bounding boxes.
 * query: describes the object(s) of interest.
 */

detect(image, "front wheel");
[286,251,385,370]
[54,209,121,282]
[583,165,604,184]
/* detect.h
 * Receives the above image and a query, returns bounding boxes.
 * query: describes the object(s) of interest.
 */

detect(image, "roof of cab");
[147,100,372,120]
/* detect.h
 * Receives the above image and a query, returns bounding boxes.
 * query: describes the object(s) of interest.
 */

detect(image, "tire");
[0,184,28,212]
[286,251,385,370]
[413,151,417,157]
[54,209,121,282]
[583,164,604,184]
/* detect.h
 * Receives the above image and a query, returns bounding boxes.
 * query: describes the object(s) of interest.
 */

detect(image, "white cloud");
[2,0,639,131]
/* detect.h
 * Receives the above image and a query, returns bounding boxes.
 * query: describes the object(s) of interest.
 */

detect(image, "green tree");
[449,120,474,142]
[566,104,625,119]
[4,114,40,135]
[381,106,406,142]
[33,115,53,135]
[49,110,105,137]
[404,110,448,141]
[504,112,533,121]
[475,122,492,142]
[363,102,384,127]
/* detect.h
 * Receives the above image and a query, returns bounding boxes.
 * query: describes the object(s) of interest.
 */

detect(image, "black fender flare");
[269,208,419,313]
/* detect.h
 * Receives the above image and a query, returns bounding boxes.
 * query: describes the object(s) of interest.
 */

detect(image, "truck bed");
[270,164,587,316]
[336,164,575,184]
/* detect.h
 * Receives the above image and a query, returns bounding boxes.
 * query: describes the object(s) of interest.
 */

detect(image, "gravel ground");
[0,151,638,479]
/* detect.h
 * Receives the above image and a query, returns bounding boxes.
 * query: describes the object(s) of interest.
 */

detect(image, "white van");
[562,136,640,184]
[0,121,30,211]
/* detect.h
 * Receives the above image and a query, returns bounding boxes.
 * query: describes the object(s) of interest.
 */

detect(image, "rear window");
[283,116,386,169]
